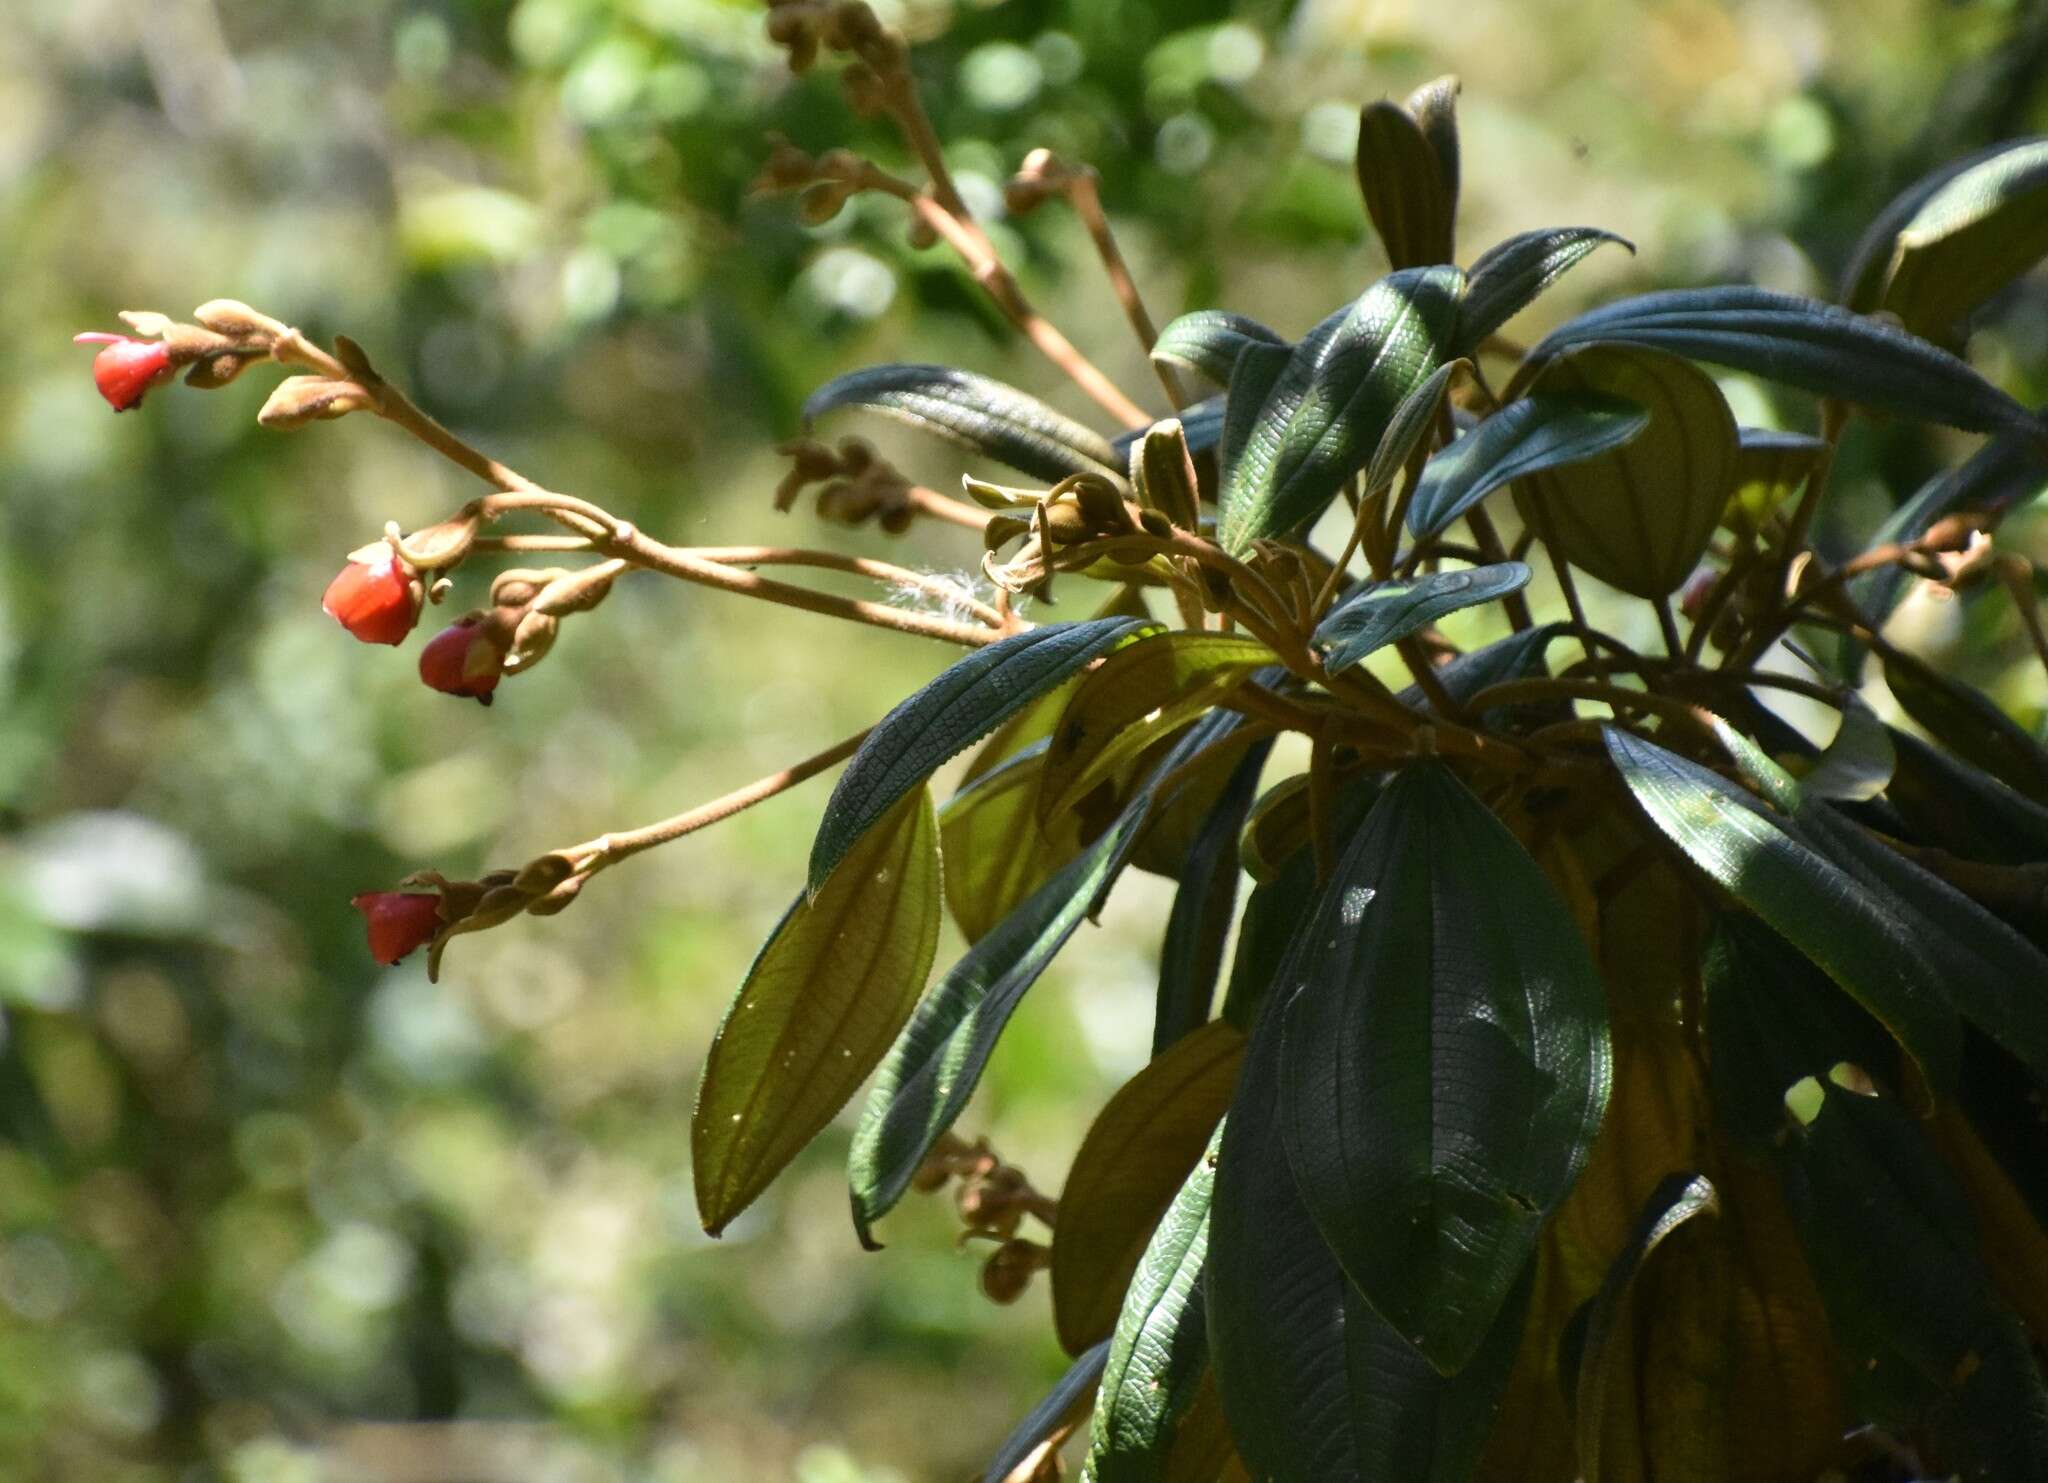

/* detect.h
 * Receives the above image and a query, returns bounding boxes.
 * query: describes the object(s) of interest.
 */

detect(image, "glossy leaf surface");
[1313,563,1532,673]
[803,362,1121,481]
[1406,390,1649,542]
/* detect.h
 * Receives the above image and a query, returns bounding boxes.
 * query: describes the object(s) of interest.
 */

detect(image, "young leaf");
[809,617,1156,893]
[1276,762,1610,1376]
[1053,1021,1244,1355]
[1220,267,1464,554]
[1152,312,1286,388]
[1405,391,1650,542]
[1363,358,1465,499]
[1356,99,1456,268]
[1312,562,1532,674]
[1131,418,1203,531]
[1082,1122,1222,1483]
[983,1341,1111,1483]
[692,788,941,1235]
[1567,1173,1724,1483]
[1039,633,1276,825]
[848,803,1151,1247]
[1839,139,2013,309]
[803,363,1122,482]
[1406,76,1463,219]
[1512,343,1737,599]
[1455,227,1634,355]
[1851,138,2048,340]
[1524,286,2034,433]
[1603,727,1960,1095]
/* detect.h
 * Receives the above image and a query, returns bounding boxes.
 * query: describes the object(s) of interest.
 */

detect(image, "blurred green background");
[2,1,2045,1479]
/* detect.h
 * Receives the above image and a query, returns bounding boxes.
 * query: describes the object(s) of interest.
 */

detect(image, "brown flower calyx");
[258,376,374,429]
[775,437,919,532]
[116,302,283,391]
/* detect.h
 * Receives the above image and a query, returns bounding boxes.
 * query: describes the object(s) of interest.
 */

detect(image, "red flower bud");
[74,332,175,412]
[418,615,510,704]
[322,550,422,646]
[351,891,443,965]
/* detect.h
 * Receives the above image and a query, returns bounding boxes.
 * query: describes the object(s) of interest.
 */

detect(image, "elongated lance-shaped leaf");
[1881,644,2048,803]
[1523,286,2035,433]
[983,1341,1110,1483]
[1795,695,1893,802]
[1154,741,1270,1055]
[1407,392,1649,542]
[803,363,1122,482]
[1208,973,1529,1481]
[1852,138,2048,340]
[1116,394,1226,463]
[1356,99,1455,268]
[1221,267,1464,554]
[1886,726,2048,867]
[809,617,1155,893]
[1314,563,1531,675]
[1277,761,1610,1375]
[1779,1070,2048,1478]
[1603,726,1960,1095]
[1455,227,1634,355]
[693,789,942,1235]
[849,714,1239,1246]
[1569,1173,1723,1483]
[1152,312,1285,387]
[1082,1121,1222,1483]
[1364,357,1464,499]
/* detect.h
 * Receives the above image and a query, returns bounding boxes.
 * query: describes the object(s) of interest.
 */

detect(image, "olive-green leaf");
[1854,138,2048,340]
[1131,418,1204,531]
[692,788,941,1236]
[1839,140,2011,309]
[1221,267,1464,554]
[1881,647,2048,802]
[1570,1172,1722,1483]
[1152,312,1286,388]
[1279,762,1611,1375]
[941,742,1084,943]
[1039,632,1277,825]
[984,1341,1111,1483]
[1083,1122,1222,1483]
[809,617,1156,893]
[1356,100,1455,268]
[1364,359,1465,500]
[848,802,1151,1247]
[1406,392,1650,542]
[1054,1021,1244,1355]
[1778,1071,2048,1479]
[1313,562,1532,674]
[1455,227,1634,355]
[803,363,1122,482]
[1513,343,1736,598]
[1524,286,2034,433]
[1603,726,1960,1095]
[1723,427,1829,537]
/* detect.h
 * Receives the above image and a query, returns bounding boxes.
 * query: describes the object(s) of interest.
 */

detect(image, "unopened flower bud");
[74,333,175,412]
[259,376,374,429]
[351,891,443,965]
[978,1238,1046,1305]
[419,613,513,704]
[506,609,559,672]
[323,549,423,646]
[191,299,287,347]
[1678,565,1719,621]
[799,181,852,225]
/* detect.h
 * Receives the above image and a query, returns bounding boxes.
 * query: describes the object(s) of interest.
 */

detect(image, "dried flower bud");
[1678,565,1720,621]
[419,612,513,704]
[978,1238,1046,1305]
[323,550,424,646]
[506,609,559,672]
[799,181,853,226]
[351,891,443,965]
[259,376,374,429]
[74,333,175,412]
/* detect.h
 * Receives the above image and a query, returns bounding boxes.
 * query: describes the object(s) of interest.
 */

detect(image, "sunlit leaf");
[1313,562,1532,674]
[1794,695,1893,802]
[692,788,941,1235]
[1512,344,1736,599]
[804,363,1122,481]
[1153,312,1286,388]
[1406,391,1649,542]
[941,743,1083,943]
[1054,1021,1244,1355]
[1279,762,1611,1375]
[1456,227,1634,355]
[810,617,1156,893]
[1356,99,1455,268]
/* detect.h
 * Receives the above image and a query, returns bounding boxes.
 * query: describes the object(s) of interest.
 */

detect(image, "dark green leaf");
[1083,1122,1221,1483]
[803,363,1122,482]
[809,617,1156,893]
[1604,726,1960,1094]
[1152,312,1286,387]
[695,789,942,1234]
[1279,762,1611,1374]
[1881,646,2048,802]
[1221,267,1464,554]
[848,803,1151,1246]
[1455,227,1634,355]
[1313,562,1532,674]
[1395,623,1570,725]
[1524,286,2034,433]
[1512,344,1737,599]
[1886,726,2048,866]
[1796,696,1893,802]
[1365,358,1465,503]
[1356,100,1455,268]
[984,1341,1110,1483]
[1155,742,1270,1055]
[1406,392,1649,542]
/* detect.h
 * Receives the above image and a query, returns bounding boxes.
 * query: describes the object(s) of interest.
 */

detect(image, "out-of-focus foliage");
[1,1,2045,1479]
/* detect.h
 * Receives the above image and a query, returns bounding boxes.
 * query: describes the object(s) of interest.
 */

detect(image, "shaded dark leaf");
[1313,563,1532,674]
[1406,391,1649,543]
[1455,227,1634,355]
[804,362,1122,481]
